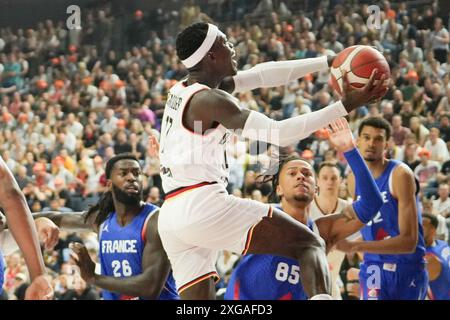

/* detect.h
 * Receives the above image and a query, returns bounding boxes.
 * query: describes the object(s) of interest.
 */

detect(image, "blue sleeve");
[344,148,383,224]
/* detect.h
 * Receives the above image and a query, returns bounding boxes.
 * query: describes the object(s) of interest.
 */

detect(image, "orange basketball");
[330,45,390,96]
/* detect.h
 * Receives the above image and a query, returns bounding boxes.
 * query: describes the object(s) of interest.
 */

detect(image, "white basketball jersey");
[159,81,231,193]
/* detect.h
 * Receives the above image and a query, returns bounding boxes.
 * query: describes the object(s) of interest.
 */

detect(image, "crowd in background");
[0,0,449,299]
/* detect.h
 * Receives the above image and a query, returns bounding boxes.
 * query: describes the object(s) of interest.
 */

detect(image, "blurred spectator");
[424,127,449,163]
[62,274,99,300]
[432,182,450,219]
[90,89,109,112]
[403,142,421,171]
[422,197,448,242]
[409,116,430,146]
[41,195,73,213]
[415,148,440,195]
[147,186,163,207]
[54,274,74,300]
[428,18,449,64]
[401,39,424,64]
[113,130,131,154]
[12,273,28,300]
[391,114,411,146]
[3,253,25,292]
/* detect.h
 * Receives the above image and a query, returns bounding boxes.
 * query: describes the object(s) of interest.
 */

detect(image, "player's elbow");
[139,272,165,298]
[140,284,163,299]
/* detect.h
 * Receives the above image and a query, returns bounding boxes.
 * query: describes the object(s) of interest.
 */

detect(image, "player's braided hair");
[176,22,209,68]
[258,154,304,203]
[85,153,140,227]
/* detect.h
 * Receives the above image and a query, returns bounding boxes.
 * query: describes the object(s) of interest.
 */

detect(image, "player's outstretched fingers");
[330,120,340,133]
[342,70,351,91]
[326,125,334,136]
[371,73,386,100]
[336,118,345,131]
[364,68,378,91]
[340,117,350,130]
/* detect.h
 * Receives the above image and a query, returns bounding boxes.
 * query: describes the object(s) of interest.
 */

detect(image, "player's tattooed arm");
[315,205,364,249]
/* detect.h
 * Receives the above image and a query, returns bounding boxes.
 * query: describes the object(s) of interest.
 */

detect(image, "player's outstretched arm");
[335,165,418,254]
[1,211,62,252]
[0,156,53,299]
[71,211,171,298]
[315,118,383,246]
[219,55,335,94]
[32,210,98,233]
[192,70,386,147]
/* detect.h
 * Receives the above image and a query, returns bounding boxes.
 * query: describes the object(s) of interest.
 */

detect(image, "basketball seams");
[332,58,389,82]
[330,45,390,92]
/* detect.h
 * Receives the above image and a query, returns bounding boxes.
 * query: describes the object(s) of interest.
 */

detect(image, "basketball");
[330,45,390,96]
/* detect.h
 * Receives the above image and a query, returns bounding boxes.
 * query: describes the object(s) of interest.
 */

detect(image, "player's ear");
[276,185,283,198]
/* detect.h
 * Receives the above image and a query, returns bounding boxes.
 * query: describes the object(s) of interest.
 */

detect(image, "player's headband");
[181,23,219,69]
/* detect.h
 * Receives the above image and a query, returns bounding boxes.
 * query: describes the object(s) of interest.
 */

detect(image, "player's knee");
[306,231,326,250]
[291,232,326,259]
[315,236,326,251]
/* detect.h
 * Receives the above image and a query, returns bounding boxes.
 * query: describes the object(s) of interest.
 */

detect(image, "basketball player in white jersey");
[309,162,349,299]
[158,22,387,299]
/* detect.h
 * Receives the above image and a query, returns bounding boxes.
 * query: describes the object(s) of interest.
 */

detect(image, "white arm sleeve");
[232,56,329,94]
[0,230,19,256]
[241,101,348,147]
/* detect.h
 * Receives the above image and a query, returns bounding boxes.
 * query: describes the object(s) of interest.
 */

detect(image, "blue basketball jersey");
[99,203,178,300]
[426,240,450,300]
[225,254,309,300]
[356,160,426,264]
[225,209,312,300]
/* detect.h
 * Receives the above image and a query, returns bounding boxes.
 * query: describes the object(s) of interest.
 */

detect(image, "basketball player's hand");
[340,69,388,112]
[327,117,356,153]
[35,217,60,251]
[70,242,96,284]
[335,239,356,253]
[148,134,160,158]
[25,274,54,300]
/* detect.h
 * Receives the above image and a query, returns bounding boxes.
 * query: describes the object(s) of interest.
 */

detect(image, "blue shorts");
[359,261,428,300]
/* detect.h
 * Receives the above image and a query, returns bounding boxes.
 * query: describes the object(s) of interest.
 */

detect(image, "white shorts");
[158,182,272,293]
